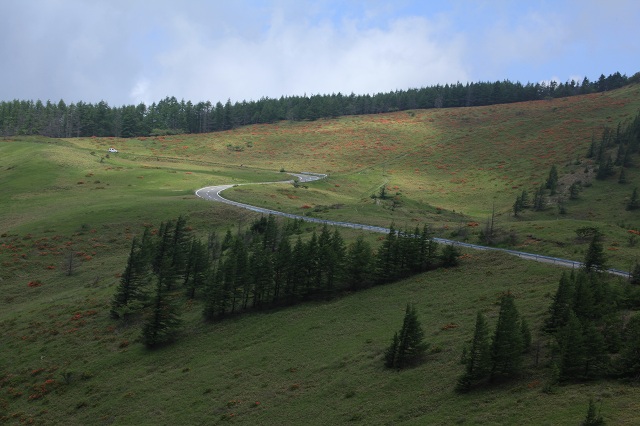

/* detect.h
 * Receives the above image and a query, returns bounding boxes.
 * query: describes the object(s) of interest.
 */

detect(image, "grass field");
[2,84,640,424]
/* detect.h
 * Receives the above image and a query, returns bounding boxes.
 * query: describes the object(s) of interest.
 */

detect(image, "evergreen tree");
[183,238,209,299]
[573,272,596,320]
[582,398,606,426]
[582,321,609,379]
[346,235,374,290]
[141,278,182,348]
[456,312,492,392]
[546,165,558,195]
[520,316,532,352]
[513,194,524,217]
[545,272,575,332]
[618,167,627,184]
[558,311,586,381]
[627,187,640,210]
[110,236,150,319]
[533,185,546,211]
[569,182,581,199]
[490,292,525,381]
[272,237,292,304]
[617,314,640,378]
[584,234,607,273]
[440,244,461,267]
[384,304,429,369]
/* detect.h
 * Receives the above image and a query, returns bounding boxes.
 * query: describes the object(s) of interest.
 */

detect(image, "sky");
[1,0,638,106]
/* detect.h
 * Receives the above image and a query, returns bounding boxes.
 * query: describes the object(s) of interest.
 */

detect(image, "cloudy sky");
[1,0,638,106]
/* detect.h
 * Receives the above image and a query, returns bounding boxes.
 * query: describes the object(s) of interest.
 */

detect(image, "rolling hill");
[1,83,640,424]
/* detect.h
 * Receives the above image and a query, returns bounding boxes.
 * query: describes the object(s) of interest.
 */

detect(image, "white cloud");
[139,13,468,103]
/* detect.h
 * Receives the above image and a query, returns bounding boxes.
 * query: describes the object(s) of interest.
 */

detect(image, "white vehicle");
[108,148,118,153]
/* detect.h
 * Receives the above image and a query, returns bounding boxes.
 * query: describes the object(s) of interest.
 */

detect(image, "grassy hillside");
[2,85,640,424]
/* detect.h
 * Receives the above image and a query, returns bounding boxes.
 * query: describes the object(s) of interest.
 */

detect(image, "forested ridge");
[0,71,633,138]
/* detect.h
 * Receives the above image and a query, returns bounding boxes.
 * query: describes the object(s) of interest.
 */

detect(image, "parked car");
[108,148,118,153]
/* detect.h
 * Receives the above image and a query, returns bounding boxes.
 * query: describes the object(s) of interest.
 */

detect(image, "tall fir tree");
[545,272,575,332]
[456,312,492,392]
[490,292,525,381]
[546,165,558,195]
[558,311,586,381]
[141,278,182,348]
[110,236,150,319]
[384,304,429,369]
[583,234,607,273]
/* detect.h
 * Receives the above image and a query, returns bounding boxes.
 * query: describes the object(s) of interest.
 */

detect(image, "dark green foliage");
[596,156,615,180]
[110,236,151,319]
[184,238,209,299]
[631,261,640,284]
[583,234,607,273]
[617,314,640,378]
[456,312,492,392]
[569,182,581,199]
[345,235,374,290]
[384,304,429,369]
[546,165,558,195]
[490,292,525,381]
[1,72,629,137]
[532,185,546,211]
[545,272,574,332]
[440,244,461,267]
[582,321,610,379]
[582,398,606,426]
[558,312,586,381]
[141,279,182,348]
[512,194,524,217]
[626,187,640,210]
[618,167,627,184]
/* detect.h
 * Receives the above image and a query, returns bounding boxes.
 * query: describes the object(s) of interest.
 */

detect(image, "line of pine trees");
[1,72,633,138]
[110,215,459,348]
[456,269,640,393]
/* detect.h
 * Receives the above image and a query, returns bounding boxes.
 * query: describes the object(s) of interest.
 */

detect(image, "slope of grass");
[4,248,638,425]
[3,85,640,424]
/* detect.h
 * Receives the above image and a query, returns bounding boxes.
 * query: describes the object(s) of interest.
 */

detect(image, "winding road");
[195,172,631,279]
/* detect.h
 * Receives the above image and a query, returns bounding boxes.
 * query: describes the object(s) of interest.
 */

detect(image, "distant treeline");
[1,72,635,138]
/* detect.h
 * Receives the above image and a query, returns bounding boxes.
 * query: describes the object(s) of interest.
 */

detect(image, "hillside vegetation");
[2,83,640,424]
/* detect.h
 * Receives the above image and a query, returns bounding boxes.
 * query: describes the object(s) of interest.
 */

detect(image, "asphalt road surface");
[195,172,630,279]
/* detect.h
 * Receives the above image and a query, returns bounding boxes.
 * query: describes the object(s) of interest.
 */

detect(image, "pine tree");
[584,234,607,273]
[573,272,596,320]
[440,244,461,268]
[141,278,182,348]
[618,167,627,184]
[533,185,546,211]
[617,314,640,378]
[627,187,640,210]
[110,236,150,319]
[545,272,575,332]
[558,311,586,381]
[546,165,558,195]
[384,304,429,369]
[456,312,492,392]
[490,292,525,381]
[569,182,581,199]
[183,238,209,299]
[346,235,374,290]
[582,398,605,426]
[582,321,609,379]
[513,194,524,217]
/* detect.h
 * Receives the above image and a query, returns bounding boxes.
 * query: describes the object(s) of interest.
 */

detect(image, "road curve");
[195,172,631,279]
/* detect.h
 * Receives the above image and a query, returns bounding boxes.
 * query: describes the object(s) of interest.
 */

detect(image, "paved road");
[195,172,631,279]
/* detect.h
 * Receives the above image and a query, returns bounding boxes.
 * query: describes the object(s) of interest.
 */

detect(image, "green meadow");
[2,84,640,424]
